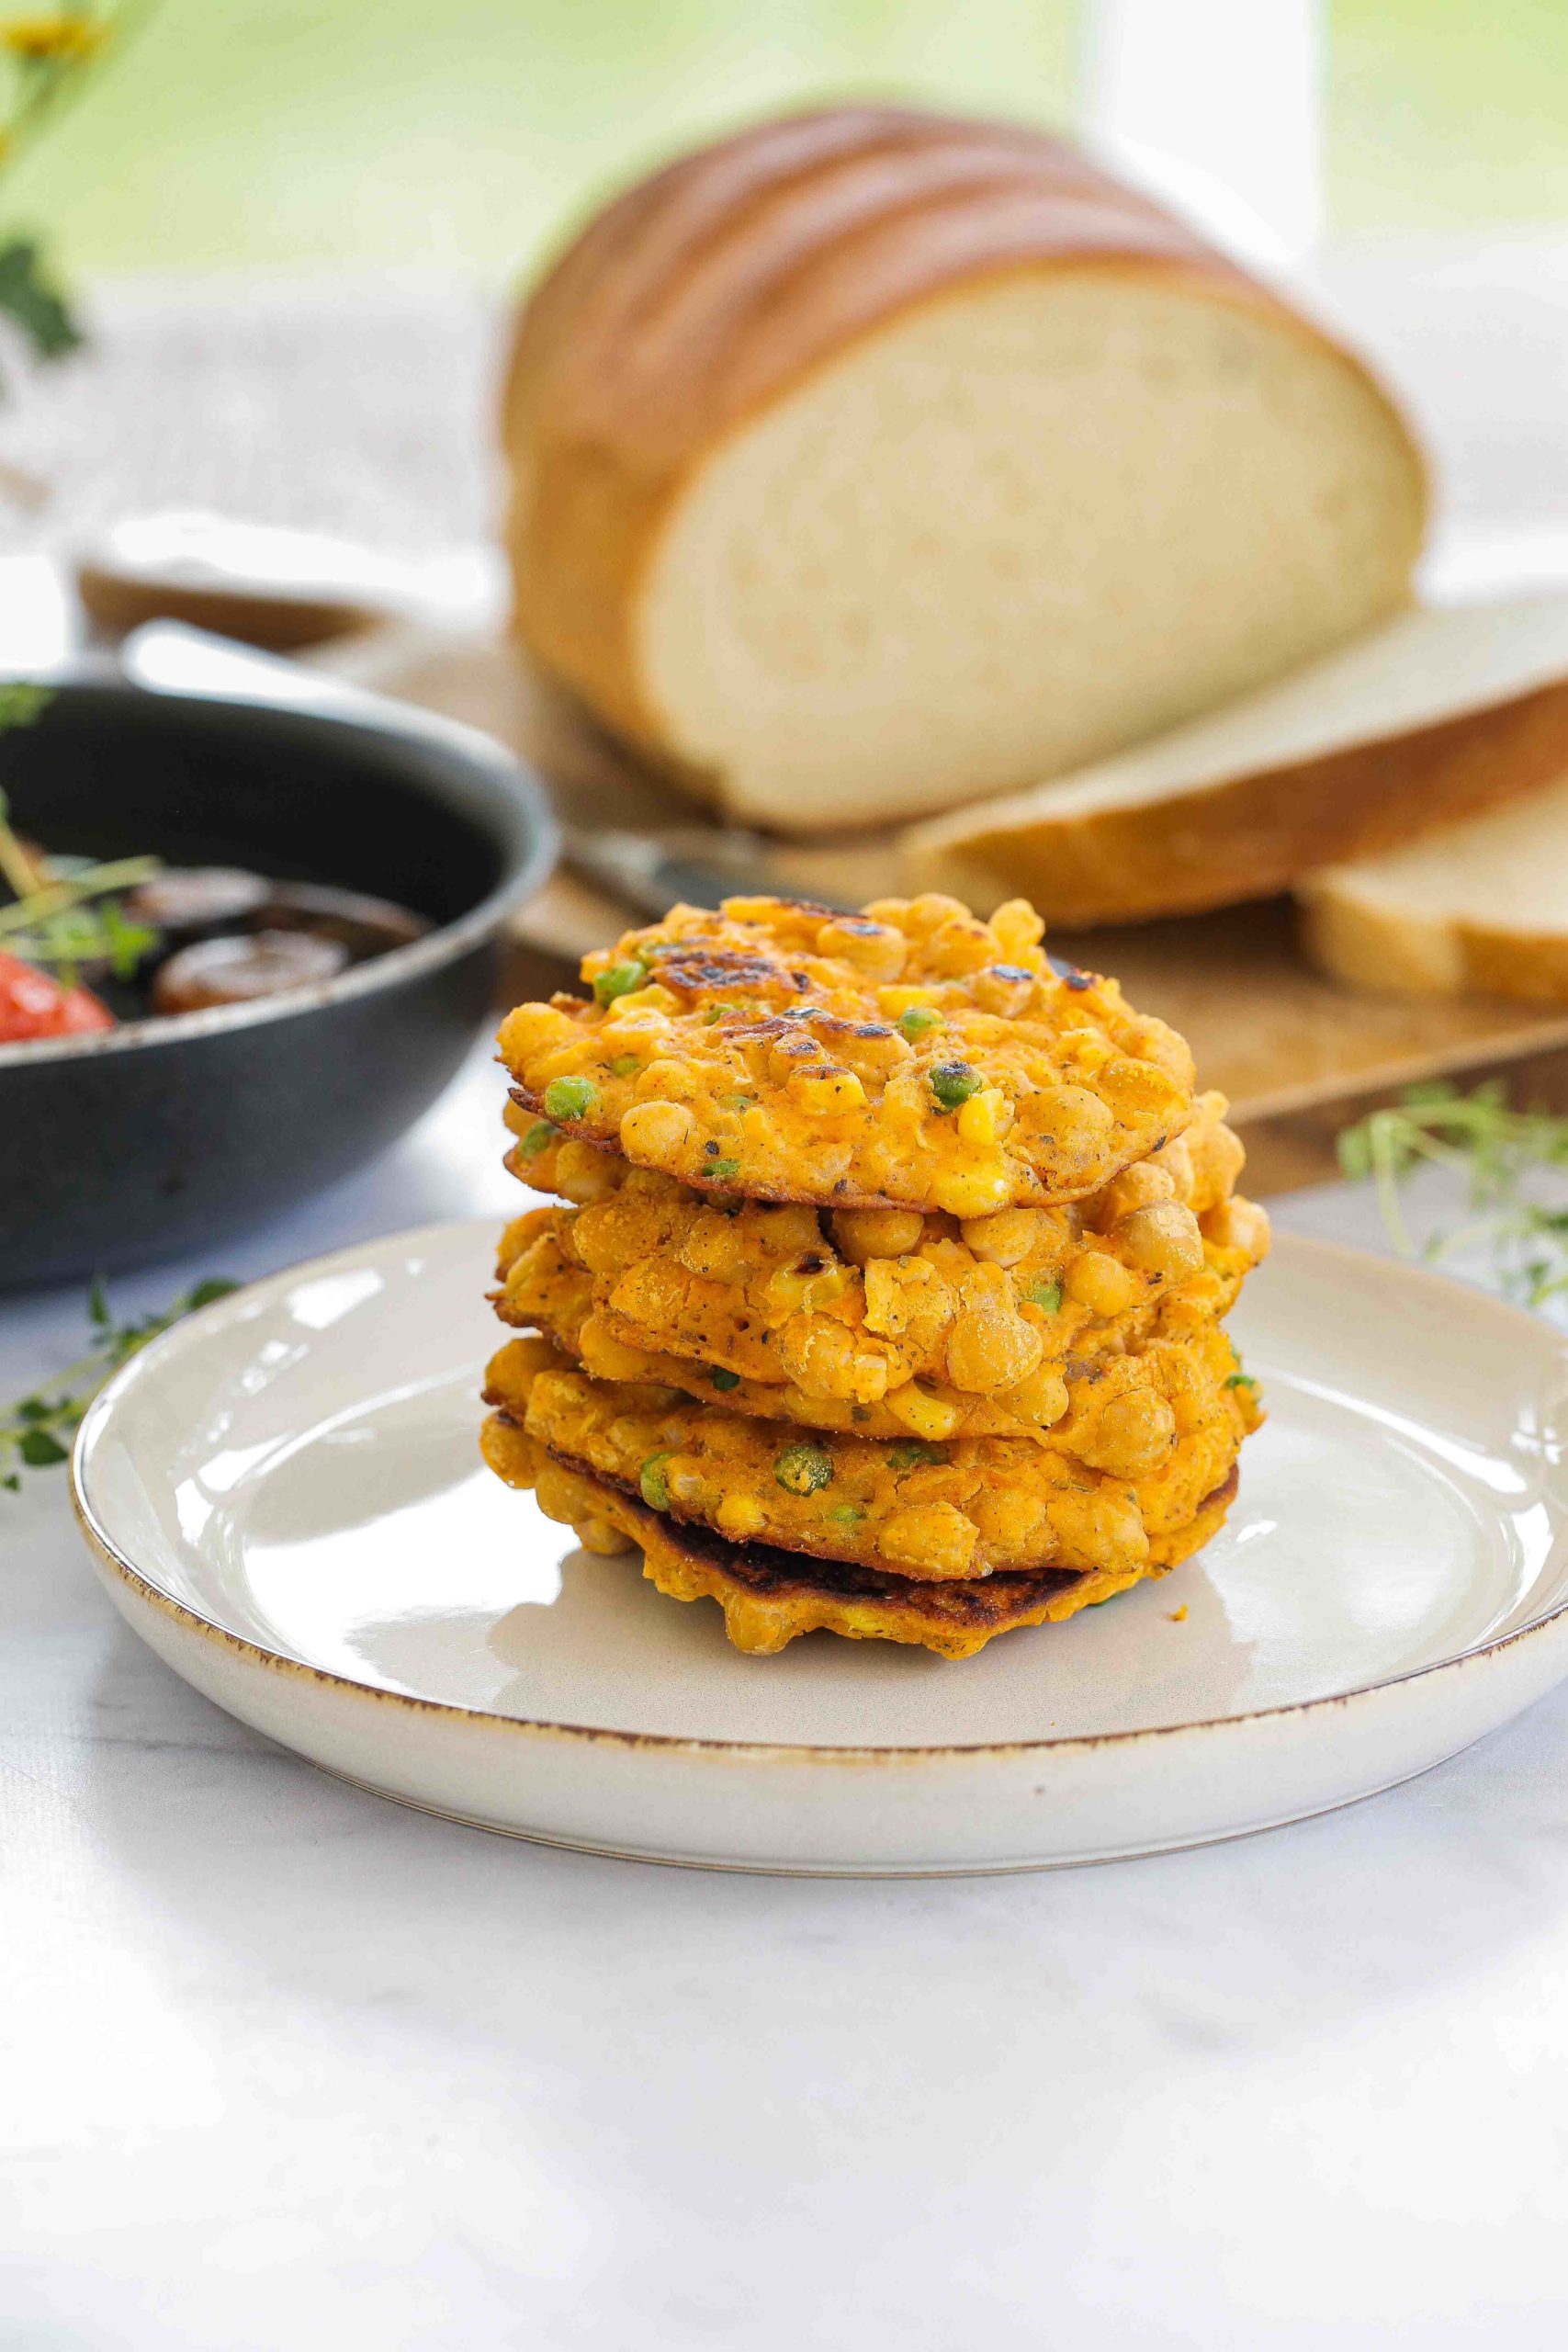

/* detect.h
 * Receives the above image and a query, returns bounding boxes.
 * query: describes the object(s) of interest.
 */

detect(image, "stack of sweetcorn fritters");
[481,892,1267,1659]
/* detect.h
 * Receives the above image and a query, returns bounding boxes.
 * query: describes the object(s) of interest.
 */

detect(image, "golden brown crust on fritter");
[494,1094,1266,1437]
[485,1329,1258,1584]
[484,1440,1240,1657]
[495,893,1197,1216]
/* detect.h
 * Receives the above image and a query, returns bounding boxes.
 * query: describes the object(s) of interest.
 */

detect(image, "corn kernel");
[607,982,678,1016]
[932,1161,1012,1218]
[955,1086,1007,1148]
[885,1381,963,1440]
[765,1259,852,1317]
[989,898,1045,959]
[786,1065,866,1115]
[814,916,907,979]
[619,1100,694,1161]
[958,1206,1042,1266]
[553,1138,619,1204]
[716,1493,768,1539]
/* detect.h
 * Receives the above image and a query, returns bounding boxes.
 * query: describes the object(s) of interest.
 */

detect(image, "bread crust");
[502,105,1423,769]
[905,671,1568,928]
[1299,871,1568,1005]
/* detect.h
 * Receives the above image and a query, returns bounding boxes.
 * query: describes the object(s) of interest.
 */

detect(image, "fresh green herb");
[1224,1372,1258,1391]
[707,1367,740,1391]
[638,1453,671,1510]
[2,1272,239,1492]
[705,1158,742,1182]
[1024,1278,1063,1313]
[593,958,647,1007]
[1338,1079,1568,1306]
[543,1076,597,1122]
[888,1440,944,1470]
[927,1059,980,1111]
[609,1054,641,1079]
[897,1006,942,1042]
[0,688,164,984]
[518,1119,558,1159]
[774,1442,833,1496]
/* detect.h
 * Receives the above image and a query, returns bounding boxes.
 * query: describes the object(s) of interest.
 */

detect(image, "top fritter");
[497,893,1197,1216]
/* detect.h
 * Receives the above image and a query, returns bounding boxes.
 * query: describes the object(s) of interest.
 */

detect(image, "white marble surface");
[3,1046,1567,2348]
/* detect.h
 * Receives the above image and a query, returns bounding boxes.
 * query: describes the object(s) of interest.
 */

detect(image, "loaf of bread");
[502,106,1426,835]
[1299,775,1568,1003]
[904,594,1568,924]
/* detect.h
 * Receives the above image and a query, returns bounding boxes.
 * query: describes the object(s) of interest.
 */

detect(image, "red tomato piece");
[0,949,115,1042]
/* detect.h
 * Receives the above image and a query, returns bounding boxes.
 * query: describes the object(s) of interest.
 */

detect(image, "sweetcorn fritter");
[496,893,1197,1216]
[483,1335,1258,1585]
[493,1091,1268,1439]
[497,1450,1240,1659]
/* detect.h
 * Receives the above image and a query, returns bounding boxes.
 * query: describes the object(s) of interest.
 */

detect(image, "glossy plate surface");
[73,1221,1568,1873]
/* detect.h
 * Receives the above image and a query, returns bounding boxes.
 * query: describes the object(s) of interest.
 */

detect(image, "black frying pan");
[0,678,556,1288]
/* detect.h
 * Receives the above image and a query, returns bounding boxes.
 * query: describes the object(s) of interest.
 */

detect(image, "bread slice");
[903,594,1568,925]
[503,106,1424,834]
[1298,776,1568,1002]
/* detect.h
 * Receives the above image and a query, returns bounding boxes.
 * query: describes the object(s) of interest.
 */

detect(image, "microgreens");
[2,1274,239,1491]
[1338,1079,1568,1307]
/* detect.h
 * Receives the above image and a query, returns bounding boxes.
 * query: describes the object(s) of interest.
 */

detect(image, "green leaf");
[86,1274,111,1329]
[0,237,84,365]
[184,1278,240,1312]
[17,1395,54,1421]
[18,1430,69,1467]
[0,682,52,731]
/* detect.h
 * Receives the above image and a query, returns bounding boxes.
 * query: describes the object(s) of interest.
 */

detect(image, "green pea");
[1024,1278,1063,1313]
[543,1076,598,1122]
[609,1054,641,1078]
[705,1158,742,1182]
[897,1006,943,1041]
[593,959,647,1007]
[708,1368,740,1391]
[827,1502,865,1529]
[719,1091,755,1112]
[888,1441,944,1470]
[518,1119,558,1159]
[927,1059,981,1111]
[774,1442,834,1496]
[639,1453,672,1510]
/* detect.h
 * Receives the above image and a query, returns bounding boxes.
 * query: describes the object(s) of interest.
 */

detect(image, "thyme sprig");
[2,1273,239,1490]
[1339,1079,1568,1306]
[0,684,164,983]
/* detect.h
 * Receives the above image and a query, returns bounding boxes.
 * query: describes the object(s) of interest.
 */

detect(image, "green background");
[8,0,1568,283]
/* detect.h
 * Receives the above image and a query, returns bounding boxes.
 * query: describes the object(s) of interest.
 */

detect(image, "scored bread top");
[495,891,1199,1216]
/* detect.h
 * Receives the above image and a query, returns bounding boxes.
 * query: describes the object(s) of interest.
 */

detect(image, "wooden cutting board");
[324,628,1568,1191]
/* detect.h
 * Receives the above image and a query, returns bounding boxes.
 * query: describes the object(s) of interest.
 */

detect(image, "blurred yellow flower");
[1,13,106,62]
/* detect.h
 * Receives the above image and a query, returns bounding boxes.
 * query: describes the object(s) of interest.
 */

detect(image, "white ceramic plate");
[73,1220,1568,1875]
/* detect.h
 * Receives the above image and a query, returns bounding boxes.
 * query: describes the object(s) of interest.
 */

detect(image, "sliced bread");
[902,594,1568,925]
[1298,777,1568,1002]
[503,106,1424,834]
